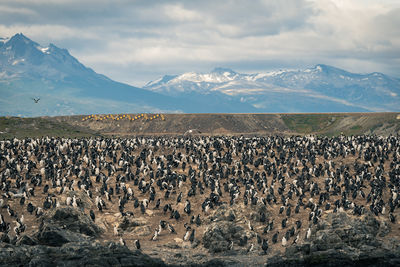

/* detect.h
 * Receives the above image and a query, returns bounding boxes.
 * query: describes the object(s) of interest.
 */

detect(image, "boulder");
[118,216,148,231]
[203,205,250,253]
[42,206,102,237]
[15,235,37,246]
[208,205,237,223]
[118,216,152,236]
[36,225,88,246]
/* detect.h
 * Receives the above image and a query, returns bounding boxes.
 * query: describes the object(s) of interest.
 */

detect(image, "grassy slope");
[281,113,400,136]
[0,117,100,140]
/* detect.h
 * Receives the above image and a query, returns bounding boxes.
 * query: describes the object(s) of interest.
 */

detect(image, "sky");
[0,0,399,86]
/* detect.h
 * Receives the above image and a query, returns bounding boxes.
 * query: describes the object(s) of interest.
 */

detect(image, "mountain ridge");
[0,33,259,116]
[1,33,399,116]
[143,64,400,112]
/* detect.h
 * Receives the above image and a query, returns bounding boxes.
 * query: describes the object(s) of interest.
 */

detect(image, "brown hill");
[1,113,399,139]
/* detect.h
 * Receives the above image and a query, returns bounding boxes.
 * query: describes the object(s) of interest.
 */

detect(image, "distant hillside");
[1,113,399,139]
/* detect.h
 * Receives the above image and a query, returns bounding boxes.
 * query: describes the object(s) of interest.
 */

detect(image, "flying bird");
[31,97,40,103]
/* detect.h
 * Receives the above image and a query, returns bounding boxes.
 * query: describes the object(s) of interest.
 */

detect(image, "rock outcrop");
[0,207,166,266]
[202,205,252,253]
[267,212,400,266]
[118,216,152,236]
[0,241,166,266]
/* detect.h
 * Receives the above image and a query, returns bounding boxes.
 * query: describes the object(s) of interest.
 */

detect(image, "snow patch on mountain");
[143,64,400,112]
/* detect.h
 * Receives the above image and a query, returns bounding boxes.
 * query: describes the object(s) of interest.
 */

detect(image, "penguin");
[306,228,311,240]
[293,234,299,244]
[27,202,35,214]
[90,210,95,222]
[256,233,262,244]
[272,232,278,244]
[183,227,191,241]
[189,229,195,243]
[184,200,191,215]
[247,243,254,253]
[19,196,25,206]
[262,239,269,254]
[282,236,287,247]
[247,220,254,231]
[167,223,176,234]
[195,215,202,226]
[66,196,72,206]
[134,239,141,250]
[389,213,396,223]
[151,229,158,241]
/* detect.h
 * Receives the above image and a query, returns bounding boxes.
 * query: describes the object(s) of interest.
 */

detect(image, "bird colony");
[81,113,165,122]
[0,134,399,254]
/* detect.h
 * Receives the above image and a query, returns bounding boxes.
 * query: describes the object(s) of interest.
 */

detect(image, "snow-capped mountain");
[1,33,399,116]
[0,34,257,116]
[144,65,400,112]
[0,34,177,116]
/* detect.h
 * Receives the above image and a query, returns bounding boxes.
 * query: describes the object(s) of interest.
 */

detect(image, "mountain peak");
[313,64,334,72]
[7,33,36,45]
[312,64,350,75]
[211,67,236,74]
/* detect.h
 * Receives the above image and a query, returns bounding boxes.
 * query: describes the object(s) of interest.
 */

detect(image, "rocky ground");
[1,206,399,266]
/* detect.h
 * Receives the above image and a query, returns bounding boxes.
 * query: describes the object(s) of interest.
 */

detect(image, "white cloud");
[164,4,202,22]
[0,0,399,85]
[0,5,36,15]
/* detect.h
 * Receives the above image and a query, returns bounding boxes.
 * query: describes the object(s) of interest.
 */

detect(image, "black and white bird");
[183,227,191,241]
[306,227,312,240]
[151,229,158,241]
[189,229,195,243]
[90,210,96,222]
[167,223,176,234]
[262,239,269,254]
[134,239,141,250]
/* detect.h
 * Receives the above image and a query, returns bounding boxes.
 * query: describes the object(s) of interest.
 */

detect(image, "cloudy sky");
[0,0,399,86]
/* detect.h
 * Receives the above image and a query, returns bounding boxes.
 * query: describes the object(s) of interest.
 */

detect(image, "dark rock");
[209,205,237,223]
[378,221,391,237]
[0,241,167,266]
[36,225,88,246]
[16,235,37,246]
[197,258,240,267]
[203,220,249,253]
[203,206,256,253]
[44,206,102,237]
[0,206,166,266]
[266,212,400,267]
[118,216,147,230]
[0,233,10,243]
